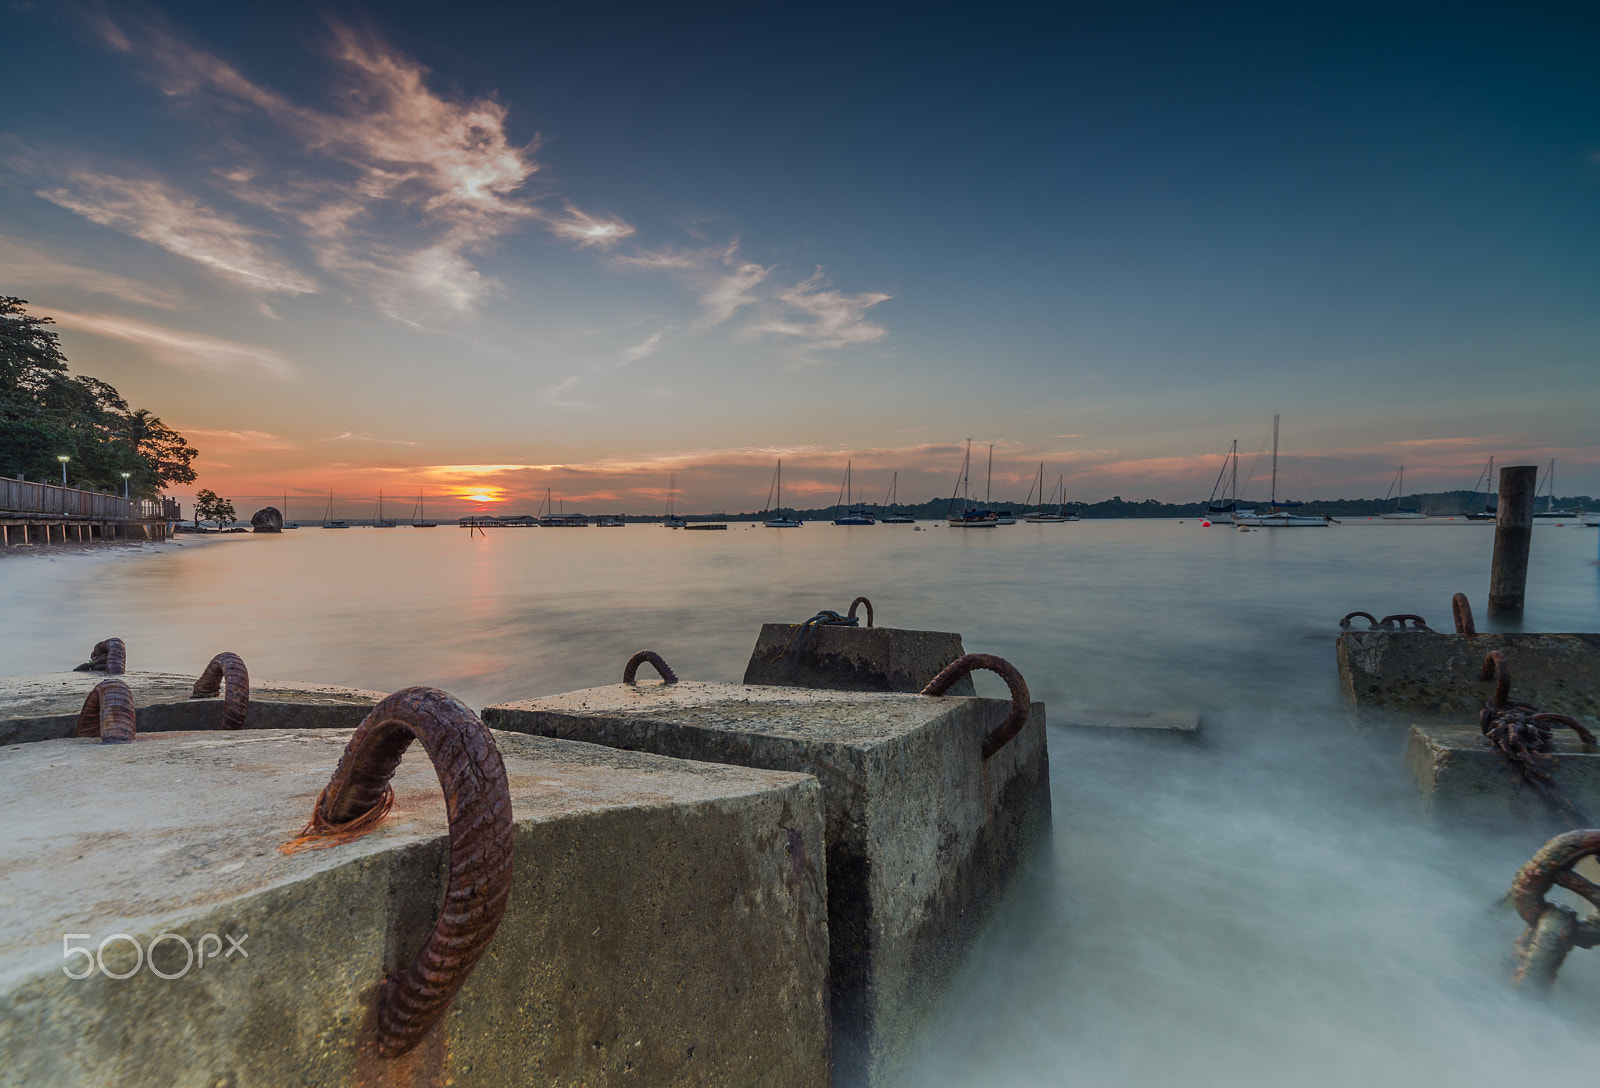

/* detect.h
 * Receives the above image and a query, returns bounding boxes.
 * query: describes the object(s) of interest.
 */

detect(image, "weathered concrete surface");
[743,624,976,695]
[1336,632,1600,735]
[1059,706,1202,739]
[484,681,1051,1088]
[1405,723,1600,828]
[0,729,828,1088]
[0,671,386,745]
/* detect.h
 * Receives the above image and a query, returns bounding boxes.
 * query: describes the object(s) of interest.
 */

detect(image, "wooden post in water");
[1489,465,1538,616]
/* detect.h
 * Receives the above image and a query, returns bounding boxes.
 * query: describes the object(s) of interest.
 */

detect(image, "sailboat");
[1379,467,1428,519]
[663,473,686,528]
[947,440,998,526]
[1532,460,1577,520]
[537,487,589,527]
[879,472,915,523]
[1203,441,1253,524]
[763,460,802,527]
[1464,457,1497,521]
[372,489,398,527]
[985,444,1016,524]
[410,492,437,527]
[281,490,300,529]
[321,491,348,529]
[1022,464,1076,522]
[1232,416,1329,527]
[832,461,876,525]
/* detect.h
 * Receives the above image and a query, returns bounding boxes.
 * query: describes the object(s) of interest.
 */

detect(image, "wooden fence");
[0,477,180,521]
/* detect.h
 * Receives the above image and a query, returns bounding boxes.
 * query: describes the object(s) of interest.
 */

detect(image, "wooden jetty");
[1,478,179,547]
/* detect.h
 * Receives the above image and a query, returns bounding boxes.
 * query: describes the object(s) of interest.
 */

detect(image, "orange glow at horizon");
[462,488,505,504]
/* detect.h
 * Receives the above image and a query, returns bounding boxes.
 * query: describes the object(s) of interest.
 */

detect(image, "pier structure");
[0,477,178,546]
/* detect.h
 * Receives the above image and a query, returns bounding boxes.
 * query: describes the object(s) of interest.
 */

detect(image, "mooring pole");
[1489,465,1538,616]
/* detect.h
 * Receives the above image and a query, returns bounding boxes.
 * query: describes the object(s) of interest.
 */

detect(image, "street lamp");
[121,472,131,499]
[57,455,69,487]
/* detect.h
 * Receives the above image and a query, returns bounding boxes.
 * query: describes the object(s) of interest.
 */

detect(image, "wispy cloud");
[47,309,296,377]
[749,268,891,355]
[35,173,317,295]
[540,374,587,408]
[49,14,633,320]
[0,233,186,309]
[321,432,423,446]
[180,427,300,450]
[620,327,670,365]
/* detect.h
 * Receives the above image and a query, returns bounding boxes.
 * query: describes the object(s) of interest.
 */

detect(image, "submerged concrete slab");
[1059,706,1202,738]
[0,671,386,745]
[0,729,827,1088]
[1336,632,1600,735]
[483,681,1051,1088]
[1405,723,1600,828]
[743,624,975,694]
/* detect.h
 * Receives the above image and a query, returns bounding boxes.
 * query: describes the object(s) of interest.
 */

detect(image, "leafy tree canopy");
[1,296,199,496]
[193,488,236,527]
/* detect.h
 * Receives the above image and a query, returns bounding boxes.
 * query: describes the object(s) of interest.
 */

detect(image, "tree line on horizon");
[0,296,198,497]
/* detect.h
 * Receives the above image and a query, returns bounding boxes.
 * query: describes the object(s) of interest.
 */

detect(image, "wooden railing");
[0,477,179,520]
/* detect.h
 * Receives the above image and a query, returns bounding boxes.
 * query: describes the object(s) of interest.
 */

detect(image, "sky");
[2,0,1597,517]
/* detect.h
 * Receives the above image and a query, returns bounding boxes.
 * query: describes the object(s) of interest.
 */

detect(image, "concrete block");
[743,624,975,694]
[0,728,828,1088]
[483,681,1051,1088]
[1336,632,1600,735]
[1059,706,1202,739]
[0,671,386,745]
[1405,723,1600,828]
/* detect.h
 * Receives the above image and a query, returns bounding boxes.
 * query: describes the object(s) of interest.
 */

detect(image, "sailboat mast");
[1270,414,1280,506]
[1230,440,1238,505]
[986,444,993,504]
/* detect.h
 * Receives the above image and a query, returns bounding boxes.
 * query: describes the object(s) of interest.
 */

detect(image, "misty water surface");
[3,519,1599,1085]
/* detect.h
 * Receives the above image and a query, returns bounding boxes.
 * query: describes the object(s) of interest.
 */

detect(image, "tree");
[194,488,236,528]
[0,297,200,494]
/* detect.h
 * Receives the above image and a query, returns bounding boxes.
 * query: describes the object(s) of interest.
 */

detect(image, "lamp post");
[57,455,69,487]
[121,472,131,499]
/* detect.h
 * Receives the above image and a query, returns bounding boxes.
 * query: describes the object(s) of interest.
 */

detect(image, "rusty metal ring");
[75,678,136,743]
[623,649,678,685]
[306,687,513,1058]
[1481,650,1510,709]
[1339,612,1379,629]
[921,652,1032,760]
[1379,614,1432,631]
[191,652,250,729]
[76,638,127,674]
[1452,593,1477,636]
[847,596,874,628]
[1511,829,1600,927]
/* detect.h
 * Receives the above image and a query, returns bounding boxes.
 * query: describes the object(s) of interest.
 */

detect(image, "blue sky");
[3,1,1596,514]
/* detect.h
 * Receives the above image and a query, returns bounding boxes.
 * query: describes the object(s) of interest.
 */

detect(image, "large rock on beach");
[250,506,282,532]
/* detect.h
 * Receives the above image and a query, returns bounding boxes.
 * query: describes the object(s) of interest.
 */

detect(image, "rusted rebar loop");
[1508,829,1600,992]
[191,652,250,730]
[285,687,513,1058]
[1452,593,1477,636]
[1478,651,1598,827]
[847,596,875,628]
[1378,614,1432,631]
[623,649,678,685]
[74,637,127,674]
[1339,611,1379,630]
[75,678,136,743]
[921,653,1032,760]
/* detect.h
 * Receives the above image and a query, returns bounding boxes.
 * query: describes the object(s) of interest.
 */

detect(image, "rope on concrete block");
[1479,651,1598,828]
[623,649,678,685]
[75,678,135,743]
[921,652,1033,760]
[75,637,126,674]
[847,596,874,628]
[191,652,250,729]
[1509,829,1600,992]
[281,687,513,1058]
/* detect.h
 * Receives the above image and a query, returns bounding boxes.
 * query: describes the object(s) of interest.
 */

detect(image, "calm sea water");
[4,519,1600,1085]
